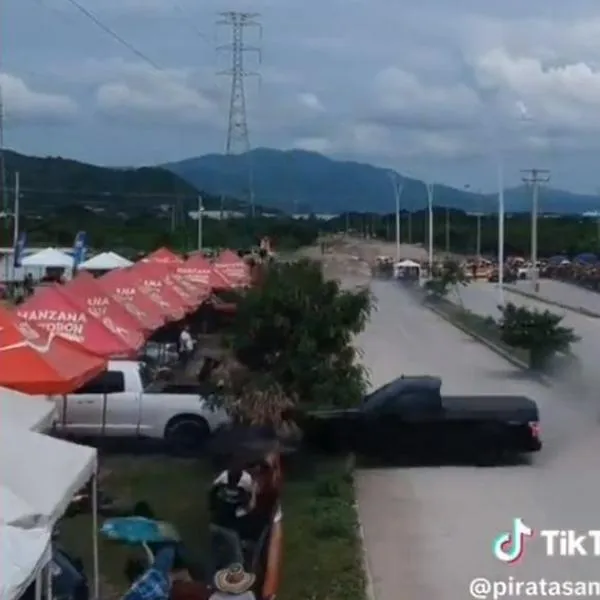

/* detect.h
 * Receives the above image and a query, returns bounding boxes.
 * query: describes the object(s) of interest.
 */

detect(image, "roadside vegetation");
[424,268,579,371]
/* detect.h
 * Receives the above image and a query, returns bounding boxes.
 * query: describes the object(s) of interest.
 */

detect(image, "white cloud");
[0,73,77,123]
[371,67,482,130]
[292,137,333,153]
[92,61,217,124]
[297,92,324,112]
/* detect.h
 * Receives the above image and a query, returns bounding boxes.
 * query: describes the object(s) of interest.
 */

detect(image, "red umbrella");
[16,285,139,358]
[57,274,146,351]
[0,305,106,394]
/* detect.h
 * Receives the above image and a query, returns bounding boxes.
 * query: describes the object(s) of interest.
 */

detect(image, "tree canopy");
[226,259,373,425]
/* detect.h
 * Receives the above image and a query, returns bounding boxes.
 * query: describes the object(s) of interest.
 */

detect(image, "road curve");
[355,280,600,600]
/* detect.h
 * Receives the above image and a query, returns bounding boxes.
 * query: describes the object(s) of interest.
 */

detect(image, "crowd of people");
[540,260,600,292]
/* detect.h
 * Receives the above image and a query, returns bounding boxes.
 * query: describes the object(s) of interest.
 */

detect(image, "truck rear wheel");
[165,415,210,456]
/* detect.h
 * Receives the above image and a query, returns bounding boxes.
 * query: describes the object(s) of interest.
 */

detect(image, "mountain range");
[164,148,600,215]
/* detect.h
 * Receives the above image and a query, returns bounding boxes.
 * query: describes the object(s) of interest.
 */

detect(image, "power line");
[217,11,261,218]
[61,0,161,70]
[168,0,212,44]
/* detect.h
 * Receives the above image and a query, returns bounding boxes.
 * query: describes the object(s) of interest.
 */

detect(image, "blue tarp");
[574,253,597,264]
[548,255,568,264]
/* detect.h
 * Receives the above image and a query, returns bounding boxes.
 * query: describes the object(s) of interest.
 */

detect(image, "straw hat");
[213,563,255,595]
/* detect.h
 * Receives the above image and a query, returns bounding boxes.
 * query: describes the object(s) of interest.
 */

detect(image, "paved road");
[355,281,600,600]
[450,282,600,394]
[510,280,600,316]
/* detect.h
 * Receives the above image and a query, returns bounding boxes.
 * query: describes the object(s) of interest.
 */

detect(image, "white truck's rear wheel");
[165,415,210,456]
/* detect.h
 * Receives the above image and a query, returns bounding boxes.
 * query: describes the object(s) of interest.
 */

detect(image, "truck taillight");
[528,422,540,438]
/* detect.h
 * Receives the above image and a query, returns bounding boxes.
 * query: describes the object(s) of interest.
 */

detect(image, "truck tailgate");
[442,395,539,422]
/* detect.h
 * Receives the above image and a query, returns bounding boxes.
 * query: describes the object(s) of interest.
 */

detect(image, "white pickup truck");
[52,360,229,453]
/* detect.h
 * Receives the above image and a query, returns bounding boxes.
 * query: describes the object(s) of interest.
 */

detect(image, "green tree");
[424,259,468,304]
[498,302,580,369]
[225,259,373,425]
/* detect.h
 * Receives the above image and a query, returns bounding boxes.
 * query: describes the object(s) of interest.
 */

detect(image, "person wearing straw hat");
[209,563,256,600]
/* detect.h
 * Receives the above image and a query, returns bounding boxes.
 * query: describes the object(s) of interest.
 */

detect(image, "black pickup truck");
[301,375,541,465]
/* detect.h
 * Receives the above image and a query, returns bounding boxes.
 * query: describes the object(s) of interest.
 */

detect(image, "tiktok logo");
[492,518,534,564]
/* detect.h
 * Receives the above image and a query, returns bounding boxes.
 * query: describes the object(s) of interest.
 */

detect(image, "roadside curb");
[503,285,600,319]
[424,301,553,388]
[354,500,377,600]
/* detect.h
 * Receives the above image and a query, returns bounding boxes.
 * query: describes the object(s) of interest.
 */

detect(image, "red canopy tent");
[100,268,172,326]
[16,285,141,358]
[0,305,106,394]
[142,247,184,264]
[129,262,194,316]
[214,249,251,286]
[73,272,159,335]
[177,254,234,291]
[57,274,146,351]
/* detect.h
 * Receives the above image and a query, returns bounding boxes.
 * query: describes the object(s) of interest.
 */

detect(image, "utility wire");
[61,0,161,70]
[168,0,212,44]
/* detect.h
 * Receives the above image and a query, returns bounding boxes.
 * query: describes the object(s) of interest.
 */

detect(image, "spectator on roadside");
[178,325,194,367]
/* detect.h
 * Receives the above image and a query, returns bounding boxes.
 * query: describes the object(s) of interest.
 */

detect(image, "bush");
[498,302,580,369]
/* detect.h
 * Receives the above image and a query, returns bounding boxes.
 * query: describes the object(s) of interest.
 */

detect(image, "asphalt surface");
[510,280,600,316]
[450,282,600,395]
[355,280,600,600]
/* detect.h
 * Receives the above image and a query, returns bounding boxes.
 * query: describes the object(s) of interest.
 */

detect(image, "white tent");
[0,388,55,432]
[396,259,420,268]
[0,429,100,598]
[21,248,73,269]
[0,525,51,600]
[0,427,97,527]
[79,251,133,270]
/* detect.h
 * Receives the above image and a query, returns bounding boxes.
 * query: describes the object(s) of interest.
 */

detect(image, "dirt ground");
[297,235,429,284]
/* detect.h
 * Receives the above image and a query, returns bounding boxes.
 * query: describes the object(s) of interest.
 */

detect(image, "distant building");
[292,213,339,221]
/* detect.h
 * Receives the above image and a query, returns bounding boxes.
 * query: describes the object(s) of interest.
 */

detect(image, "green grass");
[427,296,531,364]
[59,454,365,600]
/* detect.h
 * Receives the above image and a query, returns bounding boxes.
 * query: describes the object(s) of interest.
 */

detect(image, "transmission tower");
[217,11,261,217]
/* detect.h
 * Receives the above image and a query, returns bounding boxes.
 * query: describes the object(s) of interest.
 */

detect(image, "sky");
[3,0,600,192]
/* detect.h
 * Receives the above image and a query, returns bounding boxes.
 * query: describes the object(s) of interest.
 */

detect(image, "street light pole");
[388,172,403,262]
[476,214,482,261]
[427,183,434,274]
[445,207,450,255]
[521,169,550,293]
[197,195,204,252]
[497,158,505,305]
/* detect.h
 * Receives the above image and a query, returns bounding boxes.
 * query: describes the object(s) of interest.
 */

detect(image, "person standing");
[178,325,194,368]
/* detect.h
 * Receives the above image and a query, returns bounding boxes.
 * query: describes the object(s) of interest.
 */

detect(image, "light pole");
[497,158,505,305]
[387,172,403,262]
[444,207,450,255]
[521,169,550,292]
[426,183,434,274]
[197,195,204,252]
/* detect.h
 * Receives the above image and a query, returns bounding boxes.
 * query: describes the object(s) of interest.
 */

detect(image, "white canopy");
[0,389,55,432]
[0,427,97,528]
[0,525,51,600]
[396,259,420,268]
[21,248,73,269]
[80,251,133,270]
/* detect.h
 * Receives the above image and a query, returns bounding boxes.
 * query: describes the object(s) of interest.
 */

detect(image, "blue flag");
[72,231,87,269]
[13,231,26,268]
